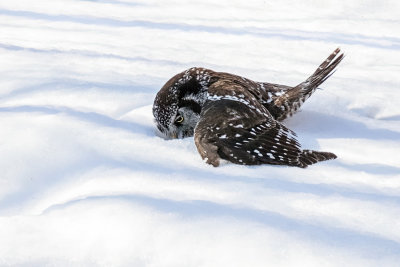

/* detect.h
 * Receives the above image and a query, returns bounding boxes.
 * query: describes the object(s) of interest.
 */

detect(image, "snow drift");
[1,0,400,266]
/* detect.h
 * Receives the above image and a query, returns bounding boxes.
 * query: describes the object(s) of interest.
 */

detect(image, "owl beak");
[170,132,178,139]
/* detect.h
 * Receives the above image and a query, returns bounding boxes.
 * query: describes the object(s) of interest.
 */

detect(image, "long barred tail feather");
[272,48,344,121]
[306,47,344,90]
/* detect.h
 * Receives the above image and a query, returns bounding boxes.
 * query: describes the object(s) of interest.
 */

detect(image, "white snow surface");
[1,0,400,266]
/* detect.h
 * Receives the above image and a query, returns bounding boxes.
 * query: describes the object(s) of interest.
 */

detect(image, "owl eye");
[175,115,184,124]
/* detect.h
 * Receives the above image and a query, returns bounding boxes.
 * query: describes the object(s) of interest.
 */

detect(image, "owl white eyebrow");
[180,99,202,114]
[182,93,206,103]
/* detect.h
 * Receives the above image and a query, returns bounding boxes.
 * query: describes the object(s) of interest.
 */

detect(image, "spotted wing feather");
[194,89,336,168]
[216,116,304,167]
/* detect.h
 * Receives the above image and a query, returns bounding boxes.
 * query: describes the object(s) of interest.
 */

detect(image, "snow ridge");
[0,0,400,266]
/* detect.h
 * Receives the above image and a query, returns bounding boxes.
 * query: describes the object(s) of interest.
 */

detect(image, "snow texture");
[1,0,400,266]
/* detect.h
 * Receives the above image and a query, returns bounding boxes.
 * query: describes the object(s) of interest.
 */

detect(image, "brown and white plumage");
[153,48,344,167]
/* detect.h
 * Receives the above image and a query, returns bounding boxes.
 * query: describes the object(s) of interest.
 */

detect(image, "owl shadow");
[283,109,400,175]
[284,109,400,141]
[0,105,153,136]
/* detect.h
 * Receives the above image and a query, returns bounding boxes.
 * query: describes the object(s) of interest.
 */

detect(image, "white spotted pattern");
[154,48,342,167]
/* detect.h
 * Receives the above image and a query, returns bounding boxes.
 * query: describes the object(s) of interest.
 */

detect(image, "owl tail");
[298,150,337,168]
[274,48,344,121]
[300,47,344,93]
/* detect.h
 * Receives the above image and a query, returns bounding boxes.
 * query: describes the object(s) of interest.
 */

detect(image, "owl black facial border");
[153,48,344,168]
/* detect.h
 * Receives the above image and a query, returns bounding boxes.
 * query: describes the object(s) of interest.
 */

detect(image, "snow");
[1,0,400,266]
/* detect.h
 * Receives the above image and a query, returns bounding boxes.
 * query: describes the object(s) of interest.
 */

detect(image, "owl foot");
[194,136,221,167]
[205,156,220,167]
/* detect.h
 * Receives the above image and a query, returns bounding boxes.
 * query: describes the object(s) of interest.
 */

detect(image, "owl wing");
[194,100,307,167]
[194,79,303,167]
[194,79,336,167]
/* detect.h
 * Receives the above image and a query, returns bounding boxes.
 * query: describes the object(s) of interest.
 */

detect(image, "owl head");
[153,69,210,139]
